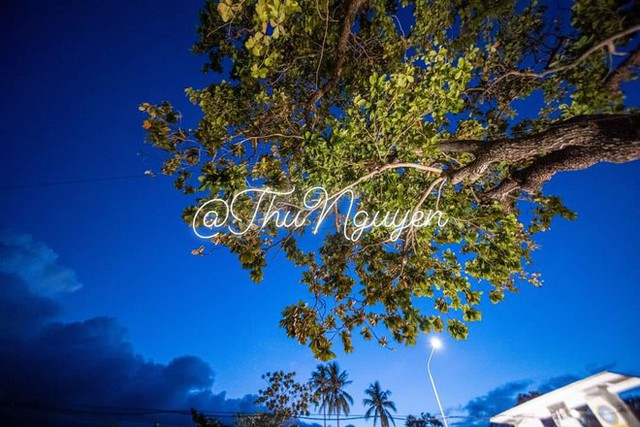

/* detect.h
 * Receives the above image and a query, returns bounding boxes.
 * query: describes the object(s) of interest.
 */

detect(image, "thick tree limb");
[443,114,640,199]
[437,139,486,153]
[485,139,640,200]
[604,46,640,94]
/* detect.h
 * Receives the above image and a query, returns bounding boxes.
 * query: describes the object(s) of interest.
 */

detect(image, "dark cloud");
[0,274,59,338]
[0,233,258,426]
[459,380,532,427]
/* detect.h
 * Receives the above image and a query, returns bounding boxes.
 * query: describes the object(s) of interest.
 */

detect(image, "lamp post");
[427,337,449,427]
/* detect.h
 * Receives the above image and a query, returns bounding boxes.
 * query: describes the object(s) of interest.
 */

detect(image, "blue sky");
[0,1,639,426]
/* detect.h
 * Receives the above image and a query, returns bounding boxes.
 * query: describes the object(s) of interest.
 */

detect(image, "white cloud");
[0,231,82,295]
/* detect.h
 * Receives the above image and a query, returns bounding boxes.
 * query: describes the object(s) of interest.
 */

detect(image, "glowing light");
[430,337,443,350]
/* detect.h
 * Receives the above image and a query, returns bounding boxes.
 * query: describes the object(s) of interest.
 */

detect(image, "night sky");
[1,1,639,426]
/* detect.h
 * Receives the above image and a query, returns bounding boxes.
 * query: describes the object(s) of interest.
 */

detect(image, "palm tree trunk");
[323,406,326,427]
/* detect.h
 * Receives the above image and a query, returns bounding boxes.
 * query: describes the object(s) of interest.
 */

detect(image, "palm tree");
[310,364,330,427]
[363,381,397,427]
[325,362,353,427]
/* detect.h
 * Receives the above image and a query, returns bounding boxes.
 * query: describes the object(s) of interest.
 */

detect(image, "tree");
[516,391,542,405]
[255,371,317,425]
[236,412,282,427]
[324,362,353,427]
[310,364,331,427]
[191,408,228,427]
[405,413,443,427]
[363,381,397,427]
[142,0,640,360]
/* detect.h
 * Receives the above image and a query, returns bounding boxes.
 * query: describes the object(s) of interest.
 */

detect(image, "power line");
[1,402,489,423]
[0,173,151,191]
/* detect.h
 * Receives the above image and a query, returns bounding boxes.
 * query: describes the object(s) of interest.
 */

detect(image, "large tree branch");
[308,0,366,107]
[445,114,640,185]
[441,114,640,203]
[485,138,640,200]
[604,45,640,94]
[437,139,486,153]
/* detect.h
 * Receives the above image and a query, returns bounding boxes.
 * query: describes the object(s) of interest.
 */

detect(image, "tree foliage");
[192,408,228,427]
[405,413,443,427]
[310,364,331,427]
[250,366,351,426]
[236,412,283,427]
[322,362,353,427]
[255,371,317,423]
[516,391,543,405]
[363,381,397,427]
[142,0,640,359]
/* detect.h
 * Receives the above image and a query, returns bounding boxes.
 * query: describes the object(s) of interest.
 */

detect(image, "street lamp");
[427,337,448,427]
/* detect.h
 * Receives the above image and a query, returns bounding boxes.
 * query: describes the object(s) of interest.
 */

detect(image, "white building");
[490,371,640,427]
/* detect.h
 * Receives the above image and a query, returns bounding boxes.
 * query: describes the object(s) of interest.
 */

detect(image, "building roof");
[490,371,640,425]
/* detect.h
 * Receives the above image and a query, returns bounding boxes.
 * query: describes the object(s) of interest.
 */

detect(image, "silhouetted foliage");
[236,412,283,427]
[516,391,542,405]
[323,363,353,427]
[310,364,331,427]
[192,408,228,427]
[363,381,397,427]
[405,413,443,427]
[255,371,316,425]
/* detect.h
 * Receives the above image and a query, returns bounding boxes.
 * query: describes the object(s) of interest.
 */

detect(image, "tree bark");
[604,46,640,95]
[442,114,640,199]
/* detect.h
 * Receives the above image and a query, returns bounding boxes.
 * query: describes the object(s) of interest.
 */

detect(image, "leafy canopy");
[142,0,639,360]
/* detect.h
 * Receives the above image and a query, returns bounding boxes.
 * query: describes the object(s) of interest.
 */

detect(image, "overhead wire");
[1,402,490,423]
